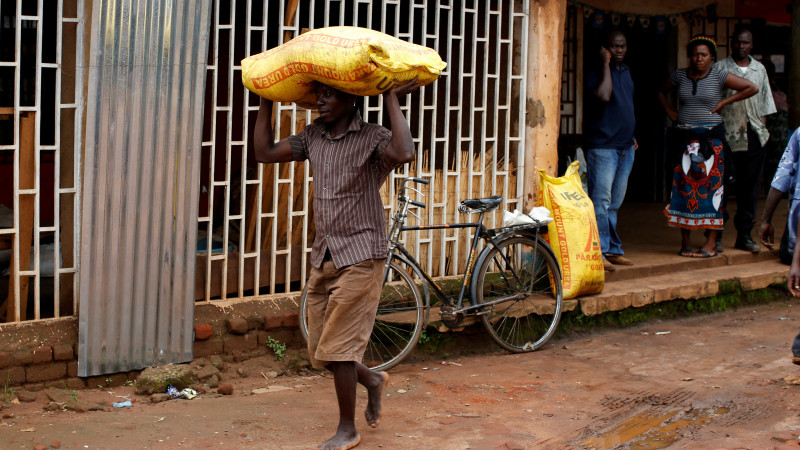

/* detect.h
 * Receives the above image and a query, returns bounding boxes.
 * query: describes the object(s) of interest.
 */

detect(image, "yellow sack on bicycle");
[241,26,446,108]
[538,161,604,299]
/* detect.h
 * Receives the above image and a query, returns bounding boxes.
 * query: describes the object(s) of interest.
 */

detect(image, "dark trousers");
[722,125,766,237]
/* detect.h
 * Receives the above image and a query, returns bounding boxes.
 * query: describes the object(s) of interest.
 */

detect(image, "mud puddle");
[580,405,730,449]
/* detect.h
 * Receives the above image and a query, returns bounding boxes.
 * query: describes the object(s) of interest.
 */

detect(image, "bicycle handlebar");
[403,177,429,185]
[409,200,426,208]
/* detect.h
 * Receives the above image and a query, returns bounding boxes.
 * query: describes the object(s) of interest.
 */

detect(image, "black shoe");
[734,236,760,253]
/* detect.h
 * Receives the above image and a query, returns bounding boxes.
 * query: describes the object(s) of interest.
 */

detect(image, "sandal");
[679,248,695,257]
[693,249,717,258]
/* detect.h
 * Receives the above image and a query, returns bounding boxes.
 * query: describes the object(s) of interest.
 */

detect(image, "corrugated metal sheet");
[78,0,212,377]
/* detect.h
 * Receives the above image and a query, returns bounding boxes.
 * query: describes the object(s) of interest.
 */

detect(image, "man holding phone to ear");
[584,29,638,272]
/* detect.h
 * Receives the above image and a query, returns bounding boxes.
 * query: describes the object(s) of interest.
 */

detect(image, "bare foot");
[365,371,390,428]
[318,430,361,450]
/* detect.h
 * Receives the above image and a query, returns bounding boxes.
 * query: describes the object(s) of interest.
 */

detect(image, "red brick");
[1,367,26,386]
[12,350,33,365]
[34,445,46,450]
[223,333,258,353]
[193,337,223,357]
[264,314,283,330]
[65,377,86,389]
[194,324,213,341]
[25,362,66,383]
[227,317,249,335]
[86,375,106,388]
[44,380,68,389]
[255,330,270,346]
[86,373,126,388]
[282,312,299,328]
[31,346,53,364]
[24,383,44,392]
[0,352,11,369]
[246,315,265,330]
[66,361,78,378]
[104,374,127,388]
[52,344,74,361]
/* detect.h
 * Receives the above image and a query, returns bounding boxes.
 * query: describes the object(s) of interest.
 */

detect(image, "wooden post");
[522,0,567,210]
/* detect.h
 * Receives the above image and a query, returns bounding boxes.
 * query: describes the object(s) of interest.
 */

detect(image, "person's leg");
[314,258,386,447]
[680,229,693,253]
[733,128,766,252]
[793,332,800,360]
[306,265,331,370]
[605,146,635,257]
[780,228,794,265]
[585,148,617,255]
[320,361,361,450]
[699,229,718,255]
[356,363,390,427]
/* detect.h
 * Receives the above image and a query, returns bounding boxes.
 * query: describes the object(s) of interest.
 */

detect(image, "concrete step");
[603,247,780,283]
[577,257,787,316]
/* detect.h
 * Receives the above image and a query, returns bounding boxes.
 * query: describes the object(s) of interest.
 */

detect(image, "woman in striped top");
[658,35,758,258]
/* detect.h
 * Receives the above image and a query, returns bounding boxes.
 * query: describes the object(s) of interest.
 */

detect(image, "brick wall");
[0,296,303,388]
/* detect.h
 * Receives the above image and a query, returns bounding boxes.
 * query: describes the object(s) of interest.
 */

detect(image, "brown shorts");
[305,258,383,369]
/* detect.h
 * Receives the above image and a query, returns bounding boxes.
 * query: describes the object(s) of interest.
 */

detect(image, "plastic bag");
[241,26,446,108]
[538,161,604,299]
[502,210,535,227]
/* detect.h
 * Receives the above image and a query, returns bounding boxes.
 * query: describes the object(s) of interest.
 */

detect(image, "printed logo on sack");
[584,219,601,253]
[252,62,378,89]
[559,191,585,202]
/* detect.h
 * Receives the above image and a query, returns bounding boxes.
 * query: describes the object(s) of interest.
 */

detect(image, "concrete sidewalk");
[579,199,791,316]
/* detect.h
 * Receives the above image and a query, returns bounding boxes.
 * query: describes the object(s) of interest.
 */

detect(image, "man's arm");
[594,48,613,102]
[382,77,420,166]
[758,65,777,122]
[759,187,786,249]
[788,215,800,297]
[253,98,295,164]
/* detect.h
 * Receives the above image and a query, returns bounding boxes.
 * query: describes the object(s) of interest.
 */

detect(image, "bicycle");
[300,176,563,371]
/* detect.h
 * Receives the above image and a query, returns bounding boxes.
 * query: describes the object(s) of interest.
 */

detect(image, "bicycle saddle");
[460,195,503,212]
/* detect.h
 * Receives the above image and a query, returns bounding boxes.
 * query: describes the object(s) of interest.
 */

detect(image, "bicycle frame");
[393,216,491,310]
[385,177,545,316]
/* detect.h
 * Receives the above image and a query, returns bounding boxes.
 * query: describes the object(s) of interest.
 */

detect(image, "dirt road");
[3,297,800,449]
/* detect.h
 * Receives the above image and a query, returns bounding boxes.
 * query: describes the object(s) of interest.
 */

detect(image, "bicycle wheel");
[298,256,425,371]
[473,235,563,352]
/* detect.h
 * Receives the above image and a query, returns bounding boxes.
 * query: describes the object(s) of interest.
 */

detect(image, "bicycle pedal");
[439,306,463,328]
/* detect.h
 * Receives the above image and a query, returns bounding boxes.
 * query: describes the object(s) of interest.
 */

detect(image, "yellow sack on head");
[537,161,604,300]
[241,26,446,108]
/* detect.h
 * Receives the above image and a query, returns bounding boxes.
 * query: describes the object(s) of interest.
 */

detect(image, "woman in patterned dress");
[658,35,758,257]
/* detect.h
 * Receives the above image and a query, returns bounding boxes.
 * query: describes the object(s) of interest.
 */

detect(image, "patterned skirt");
[663,134,724,230]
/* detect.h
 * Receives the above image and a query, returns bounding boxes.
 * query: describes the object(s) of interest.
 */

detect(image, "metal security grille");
[0,0,84,322]
[560,3,580,135]
[199,0,528,302]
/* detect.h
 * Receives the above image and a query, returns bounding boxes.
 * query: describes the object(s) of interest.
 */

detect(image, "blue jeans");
[586,146,635,256]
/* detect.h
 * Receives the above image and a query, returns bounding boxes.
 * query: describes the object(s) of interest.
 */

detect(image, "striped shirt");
[670,67,729,125]
[289,111,395,268]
